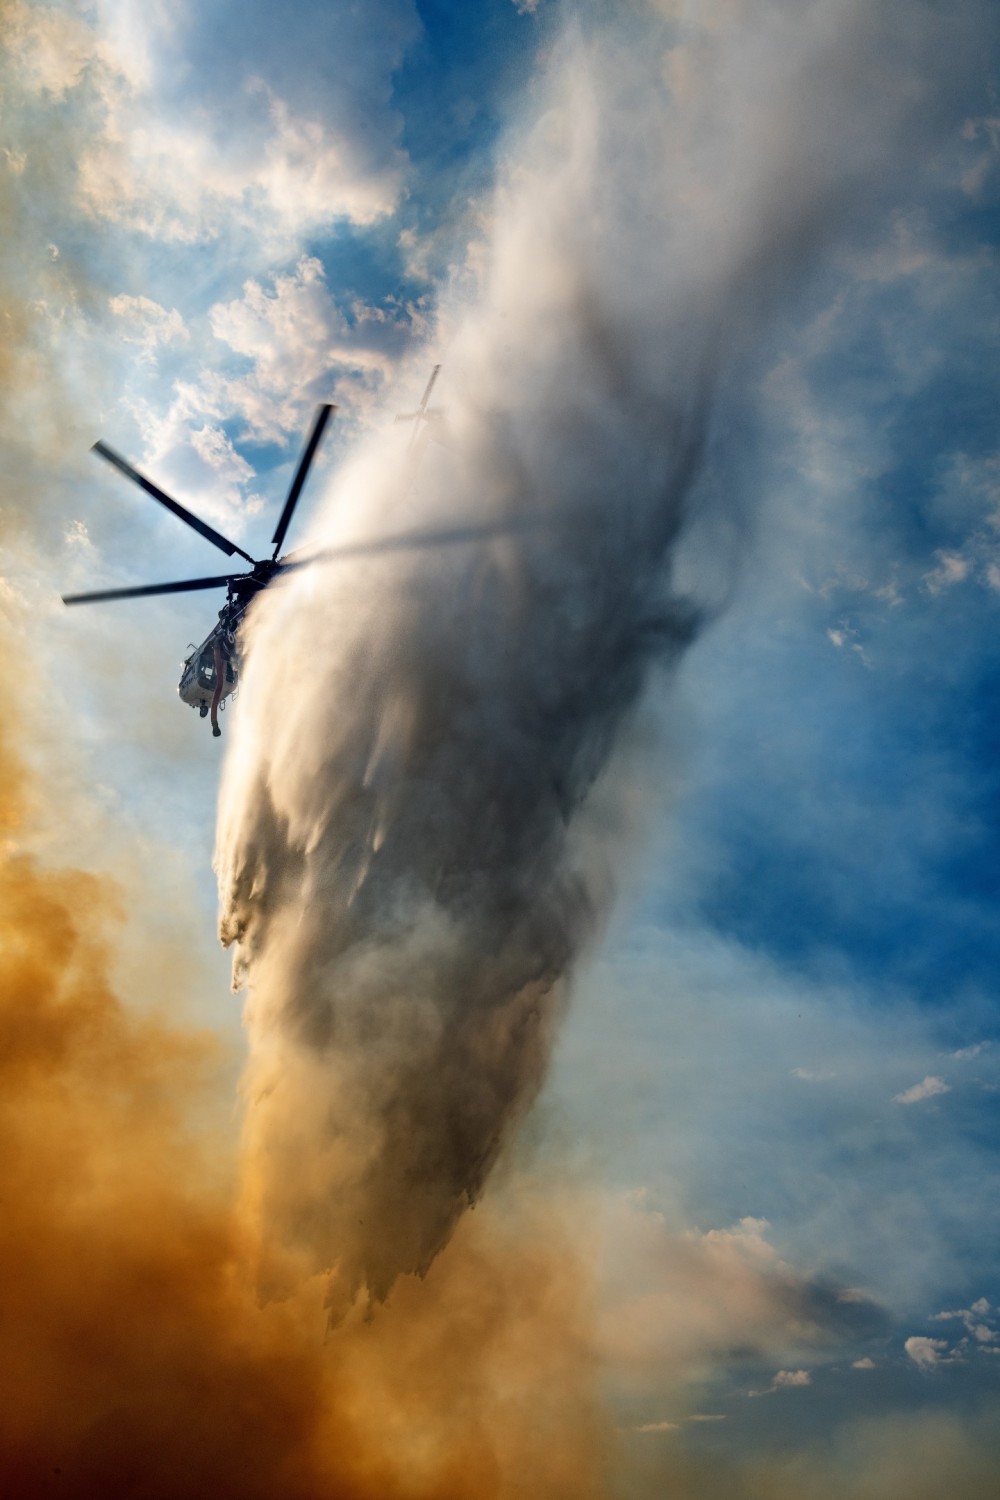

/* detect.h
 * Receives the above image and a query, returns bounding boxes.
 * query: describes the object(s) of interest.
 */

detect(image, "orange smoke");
[0,674,609,1500]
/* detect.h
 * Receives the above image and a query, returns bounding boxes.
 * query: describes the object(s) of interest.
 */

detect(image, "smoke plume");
[215,0,992,1311]
[0,625,616,1496]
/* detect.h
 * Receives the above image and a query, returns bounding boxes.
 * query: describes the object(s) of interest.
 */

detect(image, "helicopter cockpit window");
[197,655,216,686]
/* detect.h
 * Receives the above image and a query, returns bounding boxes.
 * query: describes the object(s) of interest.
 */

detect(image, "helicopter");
[63,402,340,736]
[62,369,542,738]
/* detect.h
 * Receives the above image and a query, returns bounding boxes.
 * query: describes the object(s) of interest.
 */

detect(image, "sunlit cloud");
[8,0,410,257]
[905,1335,952,1369]
[207,256,424,439]
[893,1075,951,1106]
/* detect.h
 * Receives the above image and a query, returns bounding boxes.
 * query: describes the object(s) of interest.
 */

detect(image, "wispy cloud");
[206,256,424,439]
[108,295,189,361]
[750,1368,813,1396]
[893,1076,951,1105]
[826,619,872,668]
[924,550,973,595]
[931,1298,997,1346]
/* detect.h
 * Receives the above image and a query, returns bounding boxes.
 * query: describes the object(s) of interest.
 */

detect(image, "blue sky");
[3,0,1000,1494]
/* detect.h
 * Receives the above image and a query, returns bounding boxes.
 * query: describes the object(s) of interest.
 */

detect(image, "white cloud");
[773,1368,812,1388]
[930,1299,997,1347]
[904,1336,949,1369]
[91,259,426,552]
[893,1075,951,1105]
[113,390,264,539]
[189,425,261,515]
[3,0,100,97]
[9,2,409,254]
[108,294,189,359]
[924,549,972,595]
[826,619,872,667]
[749,1367,813,1398]
[76,84,399,249]
[874,576,904,607]
[852,1357,876,1369]
[952,1041,990,1060]
[631,1420,679,1433]
[207,257,423,441]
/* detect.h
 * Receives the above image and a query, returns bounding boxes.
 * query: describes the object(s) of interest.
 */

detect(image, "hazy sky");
[2,2,1000,1495]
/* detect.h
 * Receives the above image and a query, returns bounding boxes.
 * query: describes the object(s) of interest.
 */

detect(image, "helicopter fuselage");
[178,620,241,717]
[177,568,273,727]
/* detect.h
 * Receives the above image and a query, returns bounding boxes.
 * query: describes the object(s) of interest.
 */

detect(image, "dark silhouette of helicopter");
[63,373,537,737]
[64,403,339,736]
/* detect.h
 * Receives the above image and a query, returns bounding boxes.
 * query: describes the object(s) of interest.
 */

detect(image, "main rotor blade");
[417,363,441,413]
[92,441,256,565]
[401,364,442,455]
[271,403,335,557]
[277,511,561,575]
[62,574,238,605]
